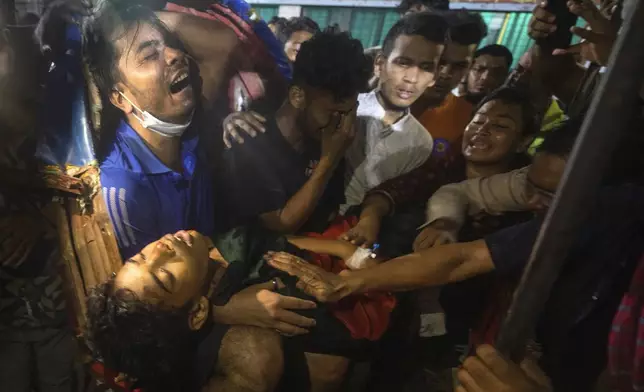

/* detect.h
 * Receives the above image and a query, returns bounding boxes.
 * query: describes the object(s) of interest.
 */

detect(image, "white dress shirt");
[341,90,434,213]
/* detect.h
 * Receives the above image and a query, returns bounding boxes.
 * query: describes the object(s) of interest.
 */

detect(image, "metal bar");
[495,1,644,359]
[248,0,534,12]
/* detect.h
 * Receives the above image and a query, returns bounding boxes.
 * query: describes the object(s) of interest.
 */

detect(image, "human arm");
[260,156,342,234]
[286,236,358,261]
[421,167,530,232]
[260,109,356,233]
[456,345,552,392]
[269,219,541,302]
[339,193,391,248]
[212,279,317,335]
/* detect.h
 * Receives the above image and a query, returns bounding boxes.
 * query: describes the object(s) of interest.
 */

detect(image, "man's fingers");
[569,0,611,33]
[476,345,513,380]
[233,119,257,138]
[570,26,603,43]
[275,308,317,328]
[456,367,486,392]
[245,116,266,134]
[273,321,309,336]
[275,294,317,310]
[552,42,583,56]
[250,111,267,124]
[461,355,502,390]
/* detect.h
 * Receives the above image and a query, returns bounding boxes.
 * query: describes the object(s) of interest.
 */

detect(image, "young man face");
[424,42,477,105]
[115,230,212,309]
[462,99,525,165]
[284,30,315,63]
[377,34,444,110]
[110,21,196,124]
[466,54,510,99]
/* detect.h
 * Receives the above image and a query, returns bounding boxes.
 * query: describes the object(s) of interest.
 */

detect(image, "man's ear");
[288,85,306,110]
[374,53,385,79]
[110,87,133,114]
[188,296,210,331]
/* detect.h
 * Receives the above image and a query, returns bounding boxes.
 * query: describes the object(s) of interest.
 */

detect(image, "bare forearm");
[347,240,493,293]
[261,158,339,233]
[360,193,392,220]
[287,236,357,260]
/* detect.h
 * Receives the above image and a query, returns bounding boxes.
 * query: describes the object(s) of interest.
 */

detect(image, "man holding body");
[78,3,329,389]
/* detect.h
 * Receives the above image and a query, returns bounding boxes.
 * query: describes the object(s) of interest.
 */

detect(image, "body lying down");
[86,229,393,392]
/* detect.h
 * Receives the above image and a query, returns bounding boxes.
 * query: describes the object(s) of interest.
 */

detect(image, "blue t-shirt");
[100,120,215,260]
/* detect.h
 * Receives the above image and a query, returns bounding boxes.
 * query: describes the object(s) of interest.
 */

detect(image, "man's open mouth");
[170,70,191,94]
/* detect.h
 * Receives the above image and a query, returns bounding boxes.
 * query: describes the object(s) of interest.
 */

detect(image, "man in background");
[278,16,320,64]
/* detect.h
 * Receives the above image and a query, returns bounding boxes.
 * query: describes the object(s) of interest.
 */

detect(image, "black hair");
[268,16,287,26]
[292,28,371,101]
[475,86,540,139]
[474,44,513,69]
[87,279,198,392]
[444,10,488,46]
[382,11,448,57]
[397,0,450,14]
[537,117,580,157]
[277,16,320,44]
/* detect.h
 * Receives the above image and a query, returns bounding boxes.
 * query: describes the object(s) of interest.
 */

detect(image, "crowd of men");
[0,0,643,391]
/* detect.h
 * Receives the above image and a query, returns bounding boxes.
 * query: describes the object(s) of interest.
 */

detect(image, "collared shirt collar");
[116,119,198,175]
[358,90,411,132]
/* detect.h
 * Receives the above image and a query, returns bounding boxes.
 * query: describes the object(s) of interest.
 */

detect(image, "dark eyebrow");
[137,40,160,54]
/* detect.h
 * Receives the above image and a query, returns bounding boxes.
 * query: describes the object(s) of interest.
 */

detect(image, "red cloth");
[608,254,644,391]
[304,216,396,341]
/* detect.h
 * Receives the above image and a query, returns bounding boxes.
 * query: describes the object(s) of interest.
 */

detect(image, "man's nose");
[165,46,185,67]
[403,66,419,84]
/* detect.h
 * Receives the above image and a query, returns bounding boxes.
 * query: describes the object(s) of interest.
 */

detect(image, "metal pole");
[495,2,644,360]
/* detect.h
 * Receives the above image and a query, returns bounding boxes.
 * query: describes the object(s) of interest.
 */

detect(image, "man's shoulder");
[400,115,434,145]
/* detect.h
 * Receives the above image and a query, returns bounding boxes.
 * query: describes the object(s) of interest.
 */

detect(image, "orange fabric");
[305,217,396,341]
[416,93,474,162]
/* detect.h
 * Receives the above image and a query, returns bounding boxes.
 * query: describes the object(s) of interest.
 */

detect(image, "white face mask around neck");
[119,91,193,138]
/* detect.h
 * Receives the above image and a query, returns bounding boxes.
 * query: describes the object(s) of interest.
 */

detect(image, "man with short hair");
[342,11,487,249]
[397,0,450,15]
[278,16,320,63]
[217,29,372,234]
[463,44,513,101]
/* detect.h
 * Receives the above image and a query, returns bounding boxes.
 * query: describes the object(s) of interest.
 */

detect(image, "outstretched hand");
[266,251,355,303]
[551,0,617,66]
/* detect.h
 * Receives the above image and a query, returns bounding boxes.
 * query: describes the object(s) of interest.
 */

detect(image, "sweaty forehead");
[115,263,163,301]
[389,34,444,60]
[478,100,521,122]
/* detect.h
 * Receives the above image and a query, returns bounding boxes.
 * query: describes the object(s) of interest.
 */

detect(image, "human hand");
[321,105,357,163]
[222,111,266,148]
[266,251,356,303]
[0,213,44,269]
[528,1,557,40]
[218,279,317,336]
[339,215,381,248]
[413,225,454,252]
[552,0,616,66]
[456,345,552,392]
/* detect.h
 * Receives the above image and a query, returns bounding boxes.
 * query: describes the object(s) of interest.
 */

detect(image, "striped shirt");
[100,120,215,260]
